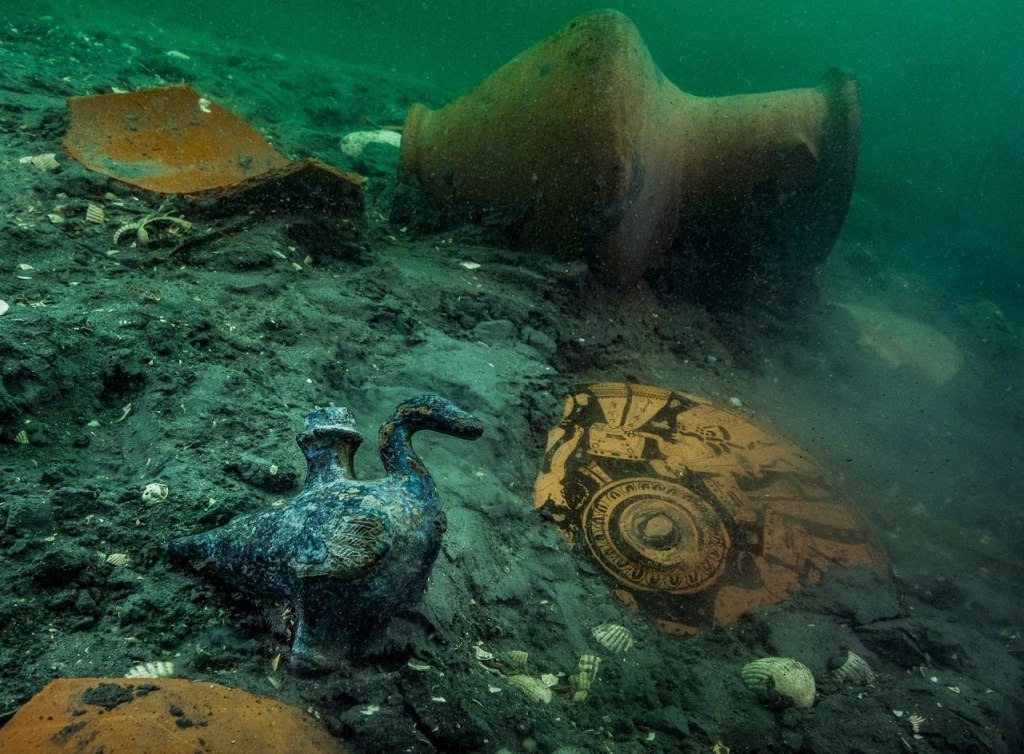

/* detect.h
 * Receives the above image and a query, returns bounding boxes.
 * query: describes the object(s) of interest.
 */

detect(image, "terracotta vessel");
[395,10,859,298]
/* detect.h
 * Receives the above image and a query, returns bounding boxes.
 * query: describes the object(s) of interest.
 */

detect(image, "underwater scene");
[0,0,1022,752]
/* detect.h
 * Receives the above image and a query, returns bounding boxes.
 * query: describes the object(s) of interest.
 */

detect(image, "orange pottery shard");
[395,10,859,309]
[0,677,351,754]
[63,84,364,219]
[534,383,887,634]
[64,84,290,193]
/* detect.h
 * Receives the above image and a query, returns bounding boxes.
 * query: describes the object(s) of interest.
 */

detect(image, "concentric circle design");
[534,382,887,632]
[582,477,729,594]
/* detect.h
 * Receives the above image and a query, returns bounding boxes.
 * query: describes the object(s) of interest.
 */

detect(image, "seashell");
[570,654,602,702]
[141,482,169,505]
[741,657,816,710]
[14,429,29,445]
[504,650,529,669]
[0,300,9,316]
[19,153,60,172]
[105,553,131,567]
[472,644,495,662]
[339,129,401,159]
[592,623,635,653]
[85,204,106,224]
[830,650,875,686]
[125,660,175,679]
[506,674,553,704]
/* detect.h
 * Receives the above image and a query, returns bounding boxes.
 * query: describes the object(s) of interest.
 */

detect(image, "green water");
[74,0,1021,309]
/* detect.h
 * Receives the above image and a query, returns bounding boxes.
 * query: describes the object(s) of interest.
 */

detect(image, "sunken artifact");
[168,396,484,669]
[395,10,860,311]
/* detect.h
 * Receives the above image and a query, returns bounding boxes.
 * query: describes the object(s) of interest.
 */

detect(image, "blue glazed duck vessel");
[167,394,484,669]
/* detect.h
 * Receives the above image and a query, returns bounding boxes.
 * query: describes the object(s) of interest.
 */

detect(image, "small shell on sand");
[592,623,635,653]
[831,650,875,686]
[506,674,553,704]
[125,660,175,679]
[741,657,816,710]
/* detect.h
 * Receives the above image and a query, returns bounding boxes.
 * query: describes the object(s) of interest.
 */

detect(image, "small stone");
[5,497,55,533]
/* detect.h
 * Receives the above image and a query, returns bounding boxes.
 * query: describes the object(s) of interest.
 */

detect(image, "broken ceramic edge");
[62,84,365,221]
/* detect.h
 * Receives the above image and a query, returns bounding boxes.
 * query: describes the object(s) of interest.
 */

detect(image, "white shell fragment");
[340,129,402,159]
[125,660,175,679]
[85,204,106,224]
[141,482,169,505]
[472,644,495,662]
[741,657,816,710]
[504,650,529,669]
[570,654,602,702]
[19,153,60,172]
[105,552,131,567]
[831,650,875,686]
[506,674,553,704]
[592,623,635,653]
[0,300,9,316]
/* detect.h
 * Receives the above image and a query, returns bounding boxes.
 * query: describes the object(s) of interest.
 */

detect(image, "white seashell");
[85,204,106,224]
[472,644,494,662]
[831,650,875,686]
[125,660,175,679]
[504,650,529,669]
[105,553,131,567]
[339,129,402,159]
[592,623,635,653]
[506,674,552,704]
[0,300,8,316]
[14,430,29,445]
[19,153,60,172]
[141,482,169,505]
[570,654,602,702]
[741,657,816,710]
[459,261,481,270]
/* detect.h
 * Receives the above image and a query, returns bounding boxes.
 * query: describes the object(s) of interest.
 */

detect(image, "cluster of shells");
[741,650,876,711]
[471,623,636,705]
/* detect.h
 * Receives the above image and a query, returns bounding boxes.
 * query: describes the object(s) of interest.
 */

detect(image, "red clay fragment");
[63,84,290,194]
[0,677,351,754]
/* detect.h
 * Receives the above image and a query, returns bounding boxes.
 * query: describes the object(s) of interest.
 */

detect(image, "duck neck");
[378,420,434,494]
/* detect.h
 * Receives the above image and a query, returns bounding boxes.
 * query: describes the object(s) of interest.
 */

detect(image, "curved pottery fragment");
[534,382,887,634]
[62,85,364,221]
[0,678,349,753]
[396,10,859,308]
[741,657,817,710]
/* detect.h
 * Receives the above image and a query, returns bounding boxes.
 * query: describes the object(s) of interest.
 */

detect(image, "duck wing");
[290,512,391,581]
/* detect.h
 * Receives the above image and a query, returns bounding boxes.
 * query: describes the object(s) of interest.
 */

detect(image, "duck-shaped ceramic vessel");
[167,395,484,669]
